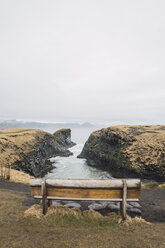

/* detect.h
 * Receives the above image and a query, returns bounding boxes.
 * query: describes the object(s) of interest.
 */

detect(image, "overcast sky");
[0,0,165,124]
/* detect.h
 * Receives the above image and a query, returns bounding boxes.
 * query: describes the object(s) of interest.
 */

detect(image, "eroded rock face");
[53,128,76,148]
[78,125,165,180]
[0,128,75,177]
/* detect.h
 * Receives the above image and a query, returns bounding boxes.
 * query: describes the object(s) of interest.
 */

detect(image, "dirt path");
[0,180,164,222]
[0,180,37,207]
[140,189,165,222]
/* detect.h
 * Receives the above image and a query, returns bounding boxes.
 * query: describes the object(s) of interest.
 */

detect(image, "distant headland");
[0,120,95,130]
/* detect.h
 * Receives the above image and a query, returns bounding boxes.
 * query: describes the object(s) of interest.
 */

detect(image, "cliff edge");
[0,128,75,177]
[53,128,76,148]
[78,125,165,180]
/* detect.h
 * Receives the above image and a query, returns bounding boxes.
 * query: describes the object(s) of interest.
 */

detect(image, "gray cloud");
[0,0,165,124]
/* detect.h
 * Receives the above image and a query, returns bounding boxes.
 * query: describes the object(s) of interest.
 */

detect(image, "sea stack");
[53,128,76,148]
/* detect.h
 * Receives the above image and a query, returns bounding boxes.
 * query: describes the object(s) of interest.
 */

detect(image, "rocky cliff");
[78,125,165,180]
[53,128,76,148]
[0,128,75,177]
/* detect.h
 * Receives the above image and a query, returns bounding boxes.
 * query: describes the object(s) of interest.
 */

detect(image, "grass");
[0,188,165,248]
[142,182,165,190]
[0,128,51,172]
[0,168,32,184]
[24,204,120,228]
[85,125,165,180]
[0,129,33,134]
[9,168,32,184]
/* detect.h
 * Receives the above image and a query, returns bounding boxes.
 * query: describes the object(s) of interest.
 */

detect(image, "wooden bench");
[30,178,141,220]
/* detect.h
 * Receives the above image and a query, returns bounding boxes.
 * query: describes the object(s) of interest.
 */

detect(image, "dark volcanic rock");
[0,128,75,177]
[78,125,165,180]
[53,128,76,148]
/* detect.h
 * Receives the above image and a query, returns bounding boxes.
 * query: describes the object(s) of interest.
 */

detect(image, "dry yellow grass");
[83,209,103,219]
[24,204,43,219]
[9,168,33,184]
[123,126,165,170]
[84,125,165,180]
[0,130,35,183]
[108,125,165,170]
[24,205,103,220]
[0,167,32,184]
[24,204,149,226]
[1,188,165,248]
[0,128,47,169]
[158,183,165,189]
[0,128,53,181]
[118,215,150,225]
[142,182,165,190]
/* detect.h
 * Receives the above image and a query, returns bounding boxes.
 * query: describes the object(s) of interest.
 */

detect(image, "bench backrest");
[30,178,141,201]
[30,178,141,220]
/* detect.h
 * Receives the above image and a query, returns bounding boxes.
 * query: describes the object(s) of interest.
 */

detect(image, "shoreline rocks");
[0,128,76,177]
[78,125,165,180]
[50,200,142,216]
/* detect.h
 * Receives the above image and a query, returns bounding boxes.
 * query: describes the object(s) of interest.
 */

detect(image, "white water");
[46,144,112,179]
[45,128,112,179]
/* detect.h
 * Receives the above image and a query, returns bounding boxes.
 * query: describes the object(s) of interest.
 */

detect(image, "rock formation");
[78,125,165,180]
[53,128,76,148]
[0,128,75,177]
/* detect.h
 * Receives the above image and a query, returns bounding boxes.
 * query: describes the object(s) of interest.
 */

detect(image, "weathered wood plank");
[41,179,47,215]
[121,179,127,220]
[31,186,140,199]
[30,178,43,186]
[34,196,139,201]
[30,178,141,189]
[120,201,122,215]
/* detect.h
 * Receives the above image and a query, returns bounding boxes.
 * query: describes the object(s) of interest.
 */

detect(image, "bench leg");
[48,200,52,207]
[120,202,122,215]
[120,201,126,221]
[42,179,48,215]
[121,179,127,221]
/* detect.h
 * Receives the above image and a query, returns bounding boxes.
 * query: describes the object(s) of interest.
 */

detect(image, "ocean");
[44,127,112,179]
